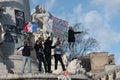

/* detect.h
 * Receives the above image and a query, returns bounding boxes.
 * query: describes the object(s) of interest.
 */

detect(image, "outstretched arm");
[74,31,83,34]
[16,46,24,55]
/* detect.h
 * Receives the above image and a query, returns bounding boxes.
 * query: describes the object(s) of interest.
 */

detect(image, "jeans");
[21,56,31,73]
[45,55,51,72]
[69,42,76,59]
[37,53,47,72]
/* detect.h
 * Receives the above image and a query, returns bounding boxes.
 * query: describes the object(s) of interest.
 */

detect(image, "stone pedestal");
[0,63,8,74]
[4,54,38,74]
[0,47,8,74]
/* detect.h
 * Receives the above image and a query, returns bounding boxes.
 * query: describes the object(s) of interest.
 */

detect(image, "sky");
[29,0,120,65]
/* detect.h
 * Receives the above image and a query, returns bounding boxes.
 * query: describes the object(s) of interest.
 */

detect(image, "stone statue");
[32,5,51,41]
[32,5,50,32]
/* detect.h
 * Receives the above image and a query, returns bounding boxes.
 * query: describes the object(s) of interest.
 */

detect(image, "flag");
[23,22,38,33]
[24,22,29,32]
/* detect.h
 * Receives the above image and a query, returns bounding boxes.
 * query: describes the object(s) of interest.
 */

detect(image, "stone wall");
[90,52,109,75]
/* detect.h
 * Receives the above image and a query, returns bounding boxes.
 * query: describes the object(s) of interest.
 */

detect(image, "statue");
[32,5,51,41]
[32,5,49,32]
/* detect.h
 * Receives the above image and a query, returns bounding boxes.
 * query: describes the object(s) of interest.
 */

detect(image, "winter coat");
[22,45,31,56]
[68,29,81,42]
[44,39,55,55]
[34,43,43,53]
[54,46,63,55]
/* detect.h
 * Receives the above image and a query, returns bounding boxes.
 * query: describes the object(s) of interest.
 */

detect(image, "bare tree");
[69,23,99,59]
[78,37,99,57]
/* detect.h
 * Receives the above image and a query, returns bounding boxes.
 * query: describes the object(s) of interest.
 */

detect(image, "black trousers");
[54,54,66,71]
[37,53,47,72]
[45,55,51,72]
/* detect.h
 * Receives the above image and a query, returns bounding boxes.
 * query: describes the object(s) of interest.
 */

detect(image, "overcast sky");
[30,0,120,65]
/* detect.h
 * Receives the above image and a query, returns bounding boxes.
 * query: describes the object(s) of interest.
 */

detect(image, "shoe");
[45,71,48,73]
[48,70,52,73]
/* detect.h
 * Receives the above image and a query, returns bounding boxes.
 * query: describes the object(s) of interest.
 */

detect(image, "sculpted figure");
[32,5,50,33]
[32,5,52,41]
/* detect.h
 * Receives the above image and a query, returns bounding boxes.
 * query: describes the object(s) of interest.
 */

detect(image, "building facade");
[90,52,115,76]
[88,52,120,80]
[0,0,31,55]
[0,0,38,74]
[0,0,31,25]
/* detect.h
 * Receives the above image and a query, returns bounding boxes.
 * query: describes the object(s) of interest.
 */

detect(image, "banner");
[52,16,68,40]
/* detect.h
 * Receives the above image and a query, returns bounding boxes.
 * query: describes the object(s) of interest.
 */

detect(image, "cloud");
[31,0,40,5]
[73,4,82,14]
[45,0,56,11]
[84,10,120,51]
[84,11,103,28]
[63,4,83,25]
[91,0,120,21]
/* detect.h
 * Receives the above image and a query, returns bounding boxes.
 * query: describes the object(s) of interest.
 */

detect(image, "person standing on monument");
[44,36,56,73]
[17,41,32,74]
[54,37,66,71]
[34,40,47,73]
[68,26,82,53]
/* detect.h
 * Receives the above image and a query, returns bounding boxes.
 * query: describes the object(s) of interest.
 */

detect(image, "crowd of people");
[17,26,82,74]
[17,36,66,74]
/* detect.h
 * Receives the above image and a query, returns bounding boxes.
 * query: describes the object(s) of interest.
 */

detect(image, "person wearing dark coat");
[34,40,47,73]
[44,36,56,73]
[68,26,82,58]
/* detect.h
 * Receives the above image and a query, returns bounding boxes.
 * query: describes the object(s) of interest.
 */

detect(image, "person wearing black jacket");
[17,41,32,74]
[44,36,56,73]
[68,26,82,54]
[34,40,47,73]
